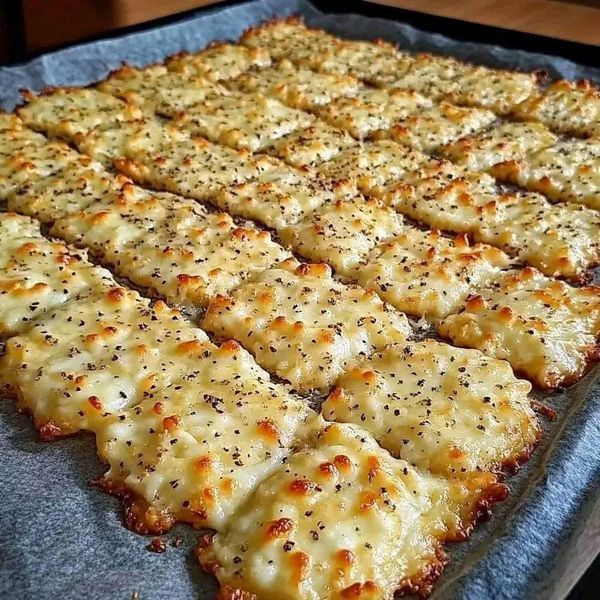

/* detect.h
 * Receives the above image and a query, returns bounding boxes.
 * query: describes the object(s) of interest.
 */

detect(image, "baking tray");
[0,1,599,599]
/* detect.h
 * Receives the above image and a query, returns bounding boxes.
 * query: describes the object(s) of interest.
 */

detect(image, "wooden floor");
[374,0,600,46]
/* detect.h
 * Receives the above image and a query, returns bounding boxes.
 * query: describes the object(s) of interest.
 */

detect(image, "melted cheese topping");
[241,17,337,68]
[445,67,538,115]
[316,39,414,86]
[98,63,226,112]
[439,267,600,388]
[324,340,538,474]
[382,101,496,152]
[317,140,430,197]
[474,191,600,282]
[172,92,314,152]
[18,88,142,141]
[1,138,89,201]
[0,213,116,335]
[512,79,600,137]
[6,155,120,223]
[106,120,281,199]
[280,197,405,276]
[97,339,318,531]
[203,258,410,392]
[0,113,24,131]
[165,42,272,81]
[491,138,600,211]
[211,166,355,230]
[231,59,360,110]
[386,53,472,99]
[199,422,508,600]
[265,124,357,168]
[315,88,432,139]
[354,229,510,318]
[0,286,210,435]
[52,184,290,312]
[440,122,557,172]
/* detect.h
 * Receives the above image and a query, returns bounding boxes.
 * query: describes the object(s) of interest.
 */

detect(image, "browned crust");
[240,15,306,44]
[397,545,449,598]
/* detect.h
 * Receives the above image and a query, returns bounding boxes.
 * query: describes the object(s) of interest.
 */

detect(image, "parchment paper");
[0,1,599,599]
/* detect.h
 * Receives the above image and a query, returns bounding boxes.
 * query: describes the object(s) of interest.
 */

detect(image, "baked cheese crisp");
[280,197,405,276]
[445,67,539,115]
[474,191,600,282]
[439,268,600,388]
[492,138,600,211]
[0,213,116,336]
[96,339,318,532]
[265,123,357,168]
[315,87,432,139]
[0,287,210,437]
[241,17,337,68]
[230,59,360,110]
[52,184,290,312]
[386,53,473,99]
[199,422,509,599]
[513,79,600,137]
[354,229,510,319]
[7,155,120,223]
[202,258,410,392]
[381,101,496,153]
[317,139,430,197]
[0,138,90,201]
[165,41,272,81]
[211,165,355,230]
[97,63,227,113]
[18,88,142,141]
[440,122,558,172]
[110,121,281,199]
[324,340,538,474]
[171,92,314,152]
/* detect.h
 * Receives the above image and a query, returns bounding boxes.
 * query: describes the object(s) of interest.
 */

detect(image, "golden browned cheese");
[203,257,411,392]
[439,268,600,388]
[199,423,508,600]
[324,340,539,474]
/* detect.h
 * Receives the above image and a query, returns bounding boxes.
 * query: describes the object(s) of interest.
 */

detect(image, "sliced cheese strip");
[0,213,116,336]
[211,165,355,230]
[512,79,600,137]
[439,267,600,388]
[202,258,410,392]
[241,17,338,68]
[0,286,209,436]
[96,339,319,532]
[104,120,281,199]
[1,138,85,201]
[317,139,430,197]
[7,155,122,223]
[199,422,508,600]
[445,67,538,115]
[98,63,227,112]
[354,228,510,318]
[171,92,314,152]
[385,53,473,99]
[52,184,290,312]
[18,87,142,141]
[440,121,557,172]
[324,340,538,474]
[316,87,432,139]
[316,38,414,86]
[381,101,496,153]
[165,41,272,81]
[280,196,405,276]
[491,138,600,211]
[230,59,360,110]
[265,123,357,168]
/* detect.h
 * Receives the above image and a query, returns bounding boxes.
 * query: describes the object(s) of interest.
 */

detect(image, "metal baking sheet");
[0,1,599,599]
